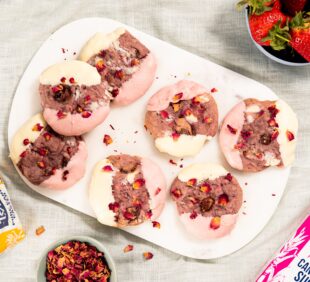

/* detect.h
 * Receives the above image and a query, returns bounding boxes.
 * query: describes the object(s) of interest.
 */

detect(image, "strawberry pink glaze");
[141,157,166,220]
[219,101,245,170]
[41,141,87,190]
[113,53,157,106]
[147,80,208,112]
[43,104,110,136]
[180,213,238,239]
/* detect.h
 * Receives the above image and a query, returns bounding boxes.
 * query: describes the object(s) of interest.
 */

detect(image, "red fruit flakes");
[45,240,111,282]
[81,111,92,118]
[186,178,197,187]
[23,138,30,145]
[286,130,295,141]
[108,202,119,213]
[160,110,169,119]
[60,77,66,83]
[143,252,154,260]
[171,188,182,199]
[69,77,75,84]
[95,60,105,72]
[102,165,113,172]
[218,194,229,206]
[35,225,45,236]
[32,123,44,132]
[43,132,52,141]
[200,183,211,193]
[172,92,183,103]
[152,221,161,229]
[190,211,198,220]
[123,244,134,253]
[103,134,113,146]
[227,124,237,134]
[154,188,161,196]
[172,132,180,141]
[225,173,233,182]
[210,217,221,230]
[132,178,145,190]
[56,111,67,119]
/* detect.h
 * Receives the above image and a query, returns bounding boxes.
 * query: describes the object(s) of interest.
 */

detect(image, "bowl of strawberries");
[239,0,310,66]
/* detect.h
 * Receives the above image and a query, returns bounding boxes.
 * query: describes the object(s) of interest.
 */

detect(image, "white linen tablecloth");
[0,1,309,281]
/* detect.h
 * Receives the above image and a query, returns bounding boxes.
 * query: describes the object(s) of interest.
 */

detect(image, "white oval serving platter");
[8,17,291,259]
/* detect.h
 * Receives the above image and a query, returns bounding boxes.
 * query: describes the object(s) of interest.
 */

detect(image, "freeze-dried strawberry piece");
[210,217,221,230]
[227,124,237,134]
[123,211,136,220]
[186,178,197,187]
[286,130,295,141]
[268,118,279,127]
[102,165,113,172]
[143,252,154,260]
[152,221,161,229]
[132,178,145,190]
[123,244,134,253]
[103,134,113,145]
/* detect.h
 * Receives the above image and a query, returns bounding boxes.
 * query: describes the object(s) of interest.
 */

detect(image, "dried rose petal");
[95,60,105,72]
[200,197,215,212]
[268,105,279,118]
[186,178,197,187]
[154,188,161,196]
[143,252,154,260]
[171,188,182,198]
[172,103,180,112]
[271,130,279,140]
[130,58,140,66]
[225,173,233,182]
[210,217,221,229]
[241,130,252,140]
[189,211,198,219]
[160,110,169,119]
[60,77,66,83]
[145,210,153,219]
[84,95,91,105]
[23,138,30,145]
[172,132,180,141]
[286,130,295,141]
[103,134,113,146]
[227,124,237,134]
[114,69,124,80]
[43,132,52,141]
[218,194,229,206]
[35,225,45,236]
[69,77,75,84]
[234,142,245,150]
[62,170,69,181]
[268,118,278,127]
[108,202,120,213]
[132,178,145,190]
[56,111,67,119]
[191,96,202,105]
[123,244,134,253]
[169,159,177,165]
[200,183,211,193]
[51,84,63,93]
[37,161,45,169]
[20,151,27,158]
[81,111,92,118]
[183,109,192,116]
[204,117,213,124]
[152,221,161,229]
[102,165,113,172]
[123,211,136,220]
[38,148,48,156]
[211,88,218,93]
[172,92,183,103]
[187,196,198,204]
[99,50,106,57]
[111,88,119,98]
[32,123,44,132]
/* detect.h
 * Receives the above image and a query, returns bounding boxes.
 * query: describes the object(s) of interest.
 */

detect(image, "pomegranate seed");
[152,221,161,229]
[286,130,295,141]
[102,165,113,172]
[23,138,30,145]
[191,96,201,105]
[210,217,221,229]
[225,173,233,182]
[60,77,66,83]
[190,211,198,219]
[123,245,134,253]
[62,170,69,181]
[51,84,63,93]
[268,105,279,118]
[123,211,135,220]
[145,210,153,219]
[171,188,182,199]
[69,77,75,84]
[143,252,153,260]
[84,95,91,105]
[81,111,92,118]
[227,124,237,134]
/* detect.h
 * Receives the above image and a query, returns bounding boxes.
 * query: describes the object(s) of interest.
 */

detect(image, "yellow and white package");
[0,177,25,254]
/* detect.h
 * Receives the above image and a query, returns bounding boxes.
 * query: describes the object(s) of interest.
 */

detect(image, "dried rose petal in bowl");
[37,236,117,282]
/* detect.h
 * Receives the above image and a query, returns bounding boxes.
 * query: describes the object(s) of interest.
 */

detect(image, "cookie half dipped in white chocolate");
[89,154,166,227]
[10,113,87,190]
[219,98,298,172]
[79,28,156,106]
[39,60,110,136]
[170,163,243,239]
[145,80,218,157]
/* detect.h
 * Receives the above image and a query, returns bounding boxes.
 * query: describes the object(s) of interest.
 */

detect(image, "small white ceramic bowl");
[245,10,310,66]
[37,236,117,282]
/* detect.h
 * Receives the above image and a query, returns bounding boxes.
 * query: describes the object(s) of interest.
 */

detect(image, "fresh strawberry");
[262,12,310,61]
[238,0,287,46]
[281,0,307,17]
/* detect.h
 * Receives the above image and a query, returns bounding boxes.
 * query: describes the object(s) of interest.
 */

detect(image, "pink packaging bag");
[257,214,310,282]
